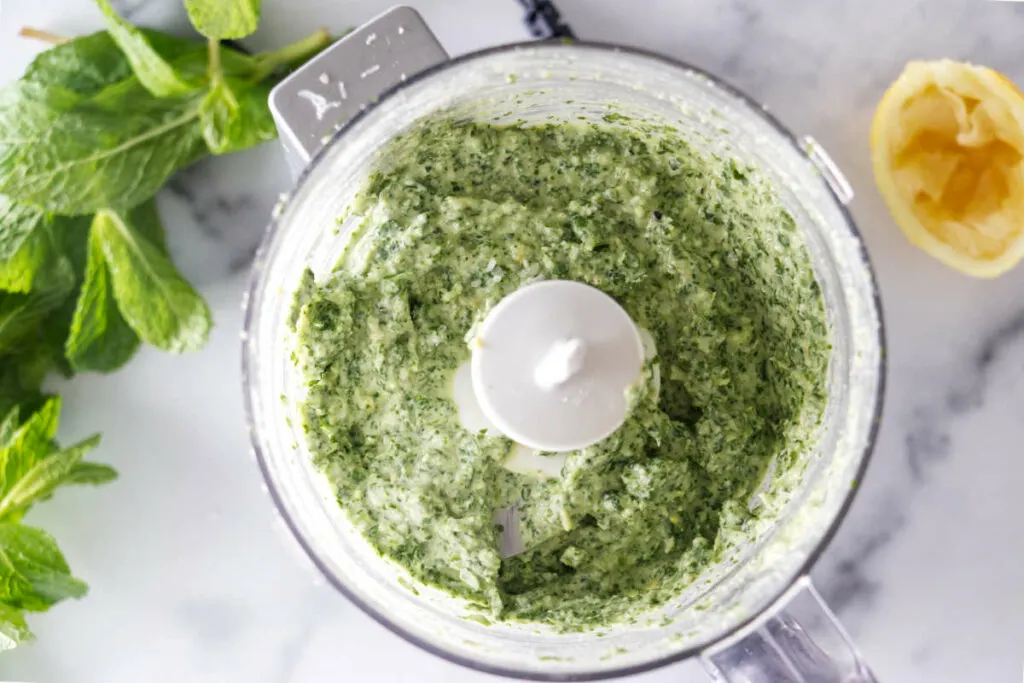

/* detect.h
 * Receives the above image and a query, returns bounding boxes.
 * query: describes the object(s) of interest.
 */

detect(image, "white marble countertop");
[2,0,1022,681]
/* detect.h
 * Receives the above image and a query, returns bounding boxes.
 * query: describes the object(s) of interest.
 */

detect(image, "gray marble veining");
[159,144,291,283]
[815,304,1024,624]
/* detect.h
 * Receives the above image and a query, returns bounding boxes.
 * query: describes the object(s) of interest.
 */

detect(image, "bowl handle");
[701,576,879,682]
[268,6,449,178]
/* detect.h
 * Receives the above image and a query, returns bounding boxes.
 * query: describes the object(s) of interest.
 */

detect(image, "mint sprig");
[0,0,333,649]
[0,398,112,650]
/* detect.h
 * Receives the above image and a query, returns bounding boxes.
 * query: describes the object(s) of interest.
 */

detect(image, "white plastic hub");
[533,337,587,390]
[469,280,644,452]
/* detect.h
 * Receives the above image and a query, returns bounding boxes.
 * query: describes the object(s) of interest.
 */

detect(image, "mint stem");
[19,27,69,45]
[250,29,332,81]
[207,37,223,84]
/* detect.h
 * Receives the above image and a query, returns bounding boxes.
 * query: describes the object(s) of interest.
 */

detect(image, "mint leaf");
[125,197,168,254]
[199,78,276,154]
[185,0,262,39]
[21,31,134,97]
[0,285,72,356]
[65,199,167,372]
[0,210,76,302]
[0,197,50,292]
[40,214,97,378]
[0,352,52,419]
[0,435,103,521]
[0,196,46,264]
[0,523,87,612]
[0,229,54,294]
[63,461,118,486]
[22,29,202,96]
[50,214,92,276]
[93,0,196,98]
[93,208,211,352]
[0,602,31,651]
[65,219,140,372]
[0,398,59,497]
[0,408,19,449]
[198,79,238,154]
[0,435,101,521]
[143,30,210,65]
[0,217,85,390]
[0,79,206,214]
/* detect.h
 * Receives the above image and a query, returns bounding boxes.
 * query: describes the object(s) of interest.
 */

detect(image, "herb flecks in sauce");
[293,119,830,629]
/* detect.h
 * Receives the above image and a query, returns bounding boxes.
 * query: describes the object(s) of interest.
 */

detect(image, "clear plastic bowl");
[243,42,885,680]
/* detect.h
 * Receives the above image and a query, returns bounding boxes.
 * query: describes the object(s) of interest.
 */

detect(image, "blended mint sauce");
[291,117,830,630]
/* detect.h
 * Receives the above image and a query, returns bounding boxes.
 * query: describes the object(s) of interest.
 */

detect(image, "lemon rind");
[870,60,1024,278]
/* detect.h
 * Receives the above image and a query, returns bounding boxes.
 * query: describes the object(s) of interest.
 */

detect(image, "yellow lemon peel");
[871,59,1024,277]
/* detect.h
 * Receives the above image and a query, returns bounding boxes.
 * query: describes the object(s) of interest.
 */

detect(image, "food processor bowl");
[243,8,884,681]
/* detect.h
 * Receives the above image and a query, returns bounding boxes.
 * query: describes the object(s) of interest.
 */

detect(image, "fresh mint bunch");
[0,0,332,650]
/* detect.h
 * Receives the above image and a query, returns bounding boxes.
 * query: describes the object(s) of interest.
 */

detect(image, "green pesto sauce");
[292,118,830,630]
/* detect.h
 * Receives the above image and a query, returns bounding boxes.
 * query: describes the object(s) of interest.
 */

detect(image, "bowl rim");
[241,38,888,682]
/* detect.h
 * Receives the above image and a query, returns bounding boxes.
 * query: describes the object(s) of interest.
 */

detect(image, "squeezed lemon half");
[871,59,1024,277]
